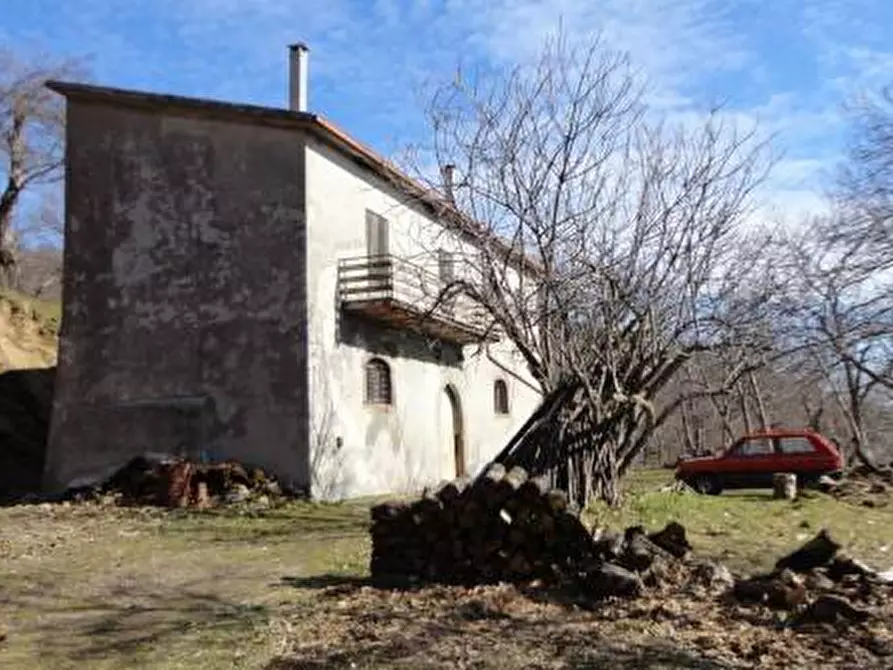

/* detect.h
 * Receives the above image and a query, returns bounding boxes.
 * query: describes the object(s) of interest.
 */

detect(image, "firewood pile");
[69,455,289,508]
[734,529,893,628]
[370,464,693,597]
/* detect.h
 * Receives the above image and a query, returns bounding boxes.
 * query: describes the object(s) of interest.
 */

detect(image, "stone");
[689,560,735,593]
[225,483,251,504]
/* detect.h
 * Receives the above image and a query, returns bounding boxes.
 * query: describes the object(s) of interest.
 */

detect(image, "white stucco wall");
[304,137,542,500]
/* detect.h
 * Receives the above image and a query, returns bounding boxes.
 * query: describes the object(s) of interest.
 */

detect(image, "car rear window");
[778,437,816,454]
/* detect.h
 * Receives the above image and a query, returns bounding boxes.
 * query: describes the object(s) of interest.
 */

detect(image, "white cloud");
[7,0,893,224]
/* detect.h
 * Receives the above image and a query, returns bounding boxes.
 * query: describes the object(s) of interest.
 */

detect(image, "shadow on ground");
[2,578,270,665]
[279,574,371,590]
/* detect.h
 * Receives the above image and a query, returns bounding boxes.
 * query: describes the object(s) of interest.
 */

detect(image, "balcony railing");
[337,254,496,345]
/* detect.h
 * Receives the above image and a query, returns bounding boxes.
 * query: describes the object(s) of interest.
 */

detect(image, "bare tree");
[17,195,63,297]
[408,33,773,505]
[781,218,893,468]
[834,86,893,269]
[0,49,81,288]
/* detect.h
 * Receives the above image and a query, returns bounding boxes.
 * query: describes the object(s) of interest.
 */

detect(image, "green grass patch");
[588,468,893,573]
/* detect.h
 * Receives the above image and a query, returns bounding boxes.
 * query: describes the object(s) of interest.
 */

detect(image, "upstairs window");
[365,358,392,405]
[494,379,509,415]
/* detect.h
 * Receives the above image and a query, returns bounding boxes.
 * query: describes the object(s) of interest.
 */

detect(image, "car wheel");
[691,475,722,495]
[798,474,818,489]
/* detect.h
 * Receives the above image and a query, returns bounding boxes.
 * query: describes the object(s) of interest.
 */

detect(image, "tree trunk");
[737,381,752,434]
[748,371,771,432]
[845,370,878,471]
[0,173,24,290]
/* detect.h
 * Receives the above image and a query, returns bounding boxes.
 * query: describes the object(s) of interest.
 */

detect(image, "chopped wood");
[798,594,872,624]
[579,563,644,600]
[775,529,841,573]
[733,570,808,610]
[369,473,604,587]
[648,521,693,559]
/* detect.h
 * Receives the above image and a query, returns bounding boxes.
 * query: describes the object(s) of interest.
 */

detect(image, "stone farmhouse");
[43,45,542,499]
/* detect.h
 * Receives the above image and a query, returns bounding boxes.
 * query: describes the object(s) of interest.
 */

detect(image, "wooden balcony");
[337,255,497,345]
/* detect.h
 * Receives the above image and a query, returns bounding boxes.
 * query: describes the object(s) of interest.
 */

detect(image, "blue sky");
[4,0,893,223]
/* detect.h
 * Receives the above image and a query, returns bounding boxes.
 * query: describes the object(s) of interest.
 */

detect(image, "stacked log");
[371,464,611,588]
[773,473,797,500]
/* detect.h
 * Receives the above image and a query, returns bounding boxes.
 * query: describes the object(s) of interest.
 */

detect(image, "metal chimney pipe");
[288,43,309,112]
[441,164,456,204]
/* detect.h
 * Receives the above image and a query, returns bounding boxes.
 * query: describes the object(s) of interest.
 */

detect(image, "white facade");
[303,137,542,500]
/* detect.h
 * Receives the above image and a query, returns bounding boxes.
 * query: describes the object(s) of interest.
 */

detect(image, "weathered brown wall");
[44,98,310,492]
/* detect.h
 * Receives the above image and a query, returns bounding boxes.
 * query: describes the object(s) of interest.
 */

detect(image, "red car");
[675,430,845,495]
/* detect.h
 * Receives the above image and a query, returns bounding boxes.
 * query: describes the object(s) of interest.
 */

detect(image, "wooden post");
[773,473,797,500]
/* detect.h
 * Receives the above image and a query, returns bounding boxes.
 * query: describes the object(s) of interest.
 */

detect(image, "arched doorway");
[443,385,465,477]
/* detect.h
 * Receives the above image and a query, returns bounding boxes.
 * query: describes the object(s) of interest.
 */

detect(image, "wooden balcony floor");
[341,298,496,346]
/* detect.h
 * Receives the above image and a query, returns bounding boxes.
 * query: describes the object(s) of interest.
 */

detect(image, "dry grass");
[1,471,891,669]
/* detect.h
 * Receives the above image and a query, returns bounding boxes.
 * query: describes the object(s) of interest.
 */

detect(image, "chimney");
[441,164,456,204]
[288,43,309,112]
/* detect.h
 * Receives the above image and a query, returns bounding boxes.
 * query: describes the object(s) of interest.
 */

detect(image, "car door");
[722,437,777,488]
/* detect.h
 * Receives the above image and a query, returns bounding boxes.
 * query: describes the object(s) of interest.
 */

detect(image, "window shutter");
[366,210,389,257]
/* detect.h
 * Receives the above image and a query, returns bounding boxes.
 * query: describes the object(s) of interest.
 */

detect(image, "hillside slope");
[0,290,59,372]
[0,291,59,500]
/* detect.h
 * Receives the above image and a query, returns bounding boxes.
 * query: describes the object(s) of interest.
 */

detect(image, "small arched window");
[365,358,393,405]
[493,379,509,415]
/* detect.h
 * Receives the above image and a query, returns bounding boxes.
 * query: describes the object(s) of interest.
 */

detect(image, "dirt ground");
[268,579,893,669]
[1,473,892,669]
